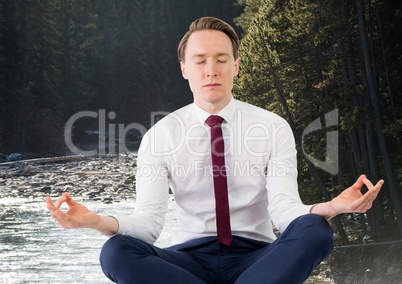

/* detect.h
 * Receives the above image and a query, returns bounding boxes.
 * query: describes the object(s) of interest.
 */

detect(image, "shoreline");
[0,154,137,202]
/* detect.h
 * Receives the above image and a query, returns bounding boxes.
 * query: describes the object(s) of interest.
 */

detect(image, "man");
[46,17,383,283]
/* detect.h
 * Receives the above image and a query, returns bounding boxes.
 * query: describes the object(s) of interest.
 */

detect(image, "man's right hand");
[46,192,119,235]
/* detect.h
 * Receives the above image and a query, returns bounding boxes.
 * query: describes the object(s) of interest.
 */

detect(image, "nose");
[205,61,217,77]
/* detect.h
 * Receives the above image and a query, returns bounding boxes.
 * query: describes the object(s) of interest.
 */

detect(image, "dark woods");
[0,0,242,155]
[0,0,401,243]
[235,0,402,243]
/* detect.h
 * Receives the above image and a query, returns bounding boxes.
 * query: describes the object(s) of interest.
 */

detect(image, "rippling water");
[0,197,177,284]
[0,197,329,284]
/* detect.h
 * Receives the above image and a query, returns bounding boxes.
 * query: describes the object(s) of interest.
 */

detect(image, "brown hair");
[177,17,240,63]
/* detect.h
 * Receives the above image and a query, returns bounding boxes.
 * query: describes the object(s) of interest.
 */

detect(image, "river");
[1,196,183,284]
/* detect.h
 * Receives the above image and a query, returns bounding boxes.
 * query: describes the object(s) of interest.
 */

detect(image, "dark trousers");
[100,214,333,284]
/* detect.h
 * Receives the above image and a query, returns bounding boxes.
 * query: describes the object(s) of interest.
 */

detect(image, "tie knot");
[206,115,224,127]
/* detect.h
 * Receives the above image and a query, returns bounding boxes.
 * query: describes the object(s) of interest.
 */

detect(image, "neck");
[195,96,231,114]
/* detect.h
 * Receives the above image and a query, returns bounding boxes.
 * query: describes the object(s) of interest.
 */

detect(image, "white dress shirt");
[116,98,312,244]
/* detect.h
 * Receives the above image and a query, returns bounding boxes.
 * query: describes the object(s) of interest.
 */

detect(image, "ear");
[234,57,241,76]
[180,61,188,80]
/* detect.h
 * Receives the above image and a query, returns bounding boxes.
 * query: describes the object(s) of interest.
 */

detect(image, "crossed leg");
[100,214,333,284]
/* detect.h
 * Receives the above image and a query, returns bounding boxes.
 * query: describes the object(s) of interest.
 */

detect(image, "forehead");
[185,30,233,59]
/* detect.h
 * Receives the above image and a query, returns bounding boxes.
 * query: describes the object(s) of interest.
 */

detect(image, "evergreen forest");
[0,0,401,243]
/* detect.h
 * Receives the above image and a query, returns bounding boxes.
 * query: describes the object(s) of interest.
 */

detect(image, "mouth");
[204,83,221,88]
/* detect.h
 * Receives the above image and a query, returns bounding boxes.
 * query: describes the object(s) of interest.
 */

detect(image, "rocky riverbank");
[0,154,137,202]
[1,154,401,283]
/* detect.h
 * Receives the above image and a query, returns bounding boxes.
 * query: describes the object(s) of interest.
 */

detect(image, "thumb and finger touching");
[351,176,384,213]
[45,193,89,229]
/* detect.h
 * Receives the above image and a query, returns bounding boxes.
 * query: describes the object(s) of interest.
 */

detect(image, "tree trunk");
[365,121,384,224]
[355,0,402,237]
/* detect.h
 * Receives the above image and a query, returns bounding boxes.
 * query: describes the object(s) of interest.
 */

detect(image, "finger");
[353,174,366,190]
[52,210,80,229]
[46,197,54,212]
[353,180,384,212]
[348,194,374,213]
[48,204,69,226]
[46,196,59,212]
[362,177,374,190]
[374,179,384,190]
[53,195,67,210]
[46,197,78,229]
[49,205,75,226]
[365,180,383,201]
[45,196,52,207]
[363,178,384,192]
[63,192,77,207]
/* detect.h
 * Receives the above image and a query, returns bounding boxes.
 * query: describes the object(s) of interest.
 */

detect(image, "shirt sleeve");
[114,128,170,244]
[266,116,313,233]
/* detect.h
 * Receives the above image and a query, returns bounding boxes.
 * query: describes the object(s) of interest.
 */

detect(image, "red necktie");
[206,115,232,246]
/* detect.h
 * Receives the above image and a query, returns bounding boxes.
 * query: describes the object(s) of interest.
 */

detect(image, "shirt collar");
[192,97,237,125]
